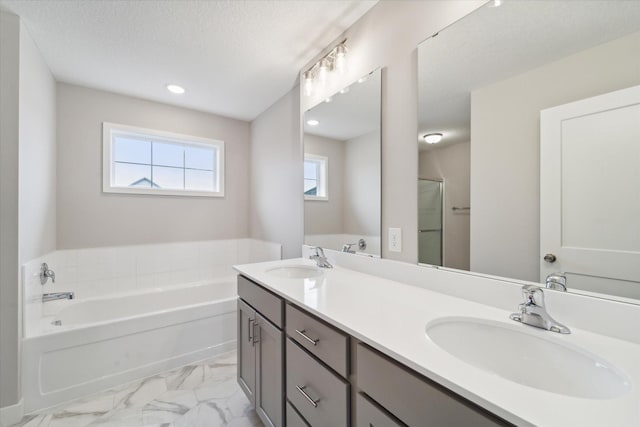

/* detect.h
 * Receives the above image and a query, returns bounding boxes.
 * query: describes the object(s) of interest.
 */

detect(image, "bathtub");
[22,279,238,412]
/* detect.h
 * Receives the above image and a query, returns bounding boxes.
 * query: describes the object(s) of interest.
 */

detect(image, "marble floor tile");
[12,350,263,427]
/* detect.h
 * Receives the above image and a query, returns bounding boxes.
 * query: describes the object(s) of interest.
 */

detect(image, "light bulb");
[423,133,443,144]
[318,58,330,83]
[334,44,347,74]
[303,71,313,96]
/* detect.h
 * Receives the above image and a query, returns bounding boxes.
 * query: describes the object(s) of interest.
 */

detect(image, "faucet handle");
[311,247,325,257]
[546,273,567,291]
[522,285,545,307]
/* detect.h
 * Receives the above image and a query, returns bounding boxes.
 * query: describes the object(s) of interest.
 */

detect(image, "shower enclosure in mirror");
[417,0,640,302]
[418,179,443,266]
[304,68,381,256]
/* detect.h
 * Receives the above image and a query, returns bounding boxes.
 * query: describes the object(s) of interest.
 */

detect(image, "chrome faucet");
[40,262,56,285]
[342,238,367,254]
[43,292,74,303]
[310,247,333,269]
[510,285,570,334]
[545,272,567,292]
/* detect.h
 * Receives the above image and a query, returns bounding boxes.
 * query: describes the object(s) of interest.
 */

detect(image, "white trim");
[304,153,328,201]
[102,122,225,197]
[0,398,24,427]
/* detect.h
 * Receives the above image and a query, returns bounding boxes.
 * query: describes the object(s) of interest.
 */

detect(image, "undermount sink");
[426,317,631,399]
[266,265,323,279]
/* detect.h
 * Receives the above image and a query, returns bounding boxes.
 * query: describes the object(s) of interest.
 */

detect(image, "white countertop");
[234,258,640,427]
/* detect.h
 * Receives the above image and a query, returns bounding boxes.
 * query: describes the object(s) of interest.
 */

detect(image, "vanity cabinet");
[237,276,284,427]
[356,343,510,427]
[237,275,510,427]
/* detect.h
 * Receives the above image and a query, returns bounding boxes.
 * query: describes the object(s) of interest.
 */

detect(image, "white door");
[540,85,640,300]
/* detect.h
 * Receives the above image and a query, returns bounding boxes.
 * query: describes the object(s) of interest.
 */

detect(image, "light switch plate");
[389,228,402,252]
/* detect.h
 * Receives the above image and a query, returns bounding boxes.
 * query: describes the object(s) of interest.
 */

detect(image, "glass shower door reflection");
[418,179,443,266]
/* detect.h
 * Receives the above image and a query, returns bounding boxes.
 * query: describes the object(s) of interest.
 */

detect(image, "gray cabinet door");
[237,298,256,405]
[255,312,284,427]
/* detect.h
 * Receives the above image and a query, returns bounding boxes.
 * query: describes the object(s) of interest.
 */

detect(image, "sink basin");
[426,317,631,399]
[266,265,323,279]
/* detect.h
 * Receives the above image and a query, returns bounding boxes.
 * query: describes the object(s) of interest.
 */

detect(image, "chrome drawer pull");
[295,329,319,346]
[296,385,319,408]
[247,318,254,342]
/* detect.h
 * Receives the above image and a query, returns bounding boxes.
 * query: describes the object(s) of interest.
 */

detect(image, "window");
[304,154,328,200]
[103,123,224,197]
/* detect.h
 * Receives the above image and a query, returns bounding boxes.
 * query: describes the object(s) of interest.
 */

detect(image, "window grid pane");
[112,133,219,192]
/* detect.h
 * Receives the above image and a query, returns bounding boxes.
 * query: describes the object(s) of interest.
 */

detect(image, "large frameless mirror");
[304,68,381,257]
[417,1,640,303]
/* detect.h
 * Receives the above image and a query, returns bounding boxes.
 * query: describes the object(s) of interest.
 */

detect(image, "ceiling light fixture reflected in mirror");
[166,84,185,94]
[423,133,443,144]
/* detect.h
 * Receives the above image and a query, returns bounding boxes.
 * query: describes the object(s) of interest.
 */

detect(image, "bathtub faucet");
[42,292,74,303]
[40,262,56,284]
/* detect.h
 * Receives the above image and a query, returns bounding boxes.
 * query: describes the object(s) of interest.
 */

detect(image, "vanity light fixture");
[303,71,314,97]
[307,119,319,126]
[302,40,348,96]
[423,133,443,144]
[166,84,185,94]
[334,44,348,73]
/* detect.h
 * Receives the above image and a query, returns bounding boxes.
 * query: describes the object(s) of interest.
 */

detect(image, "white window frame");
[102,122,225,197]
[304,154,329,201]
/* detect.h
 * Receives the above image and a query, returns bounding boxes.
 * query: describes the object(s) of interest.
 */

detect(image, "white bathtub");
[22,279,238,412]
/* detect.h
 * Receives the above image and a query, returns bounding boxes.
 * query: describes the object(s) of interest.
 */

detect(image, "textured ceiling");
[1,0,377,121]
[417,0,640,151]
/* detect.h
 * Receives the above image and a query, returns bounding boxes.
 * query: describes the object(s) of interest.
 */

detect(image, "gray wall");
[419,142,470,270]
[343,130,380,237]
[299,1,485,262]
[56,83,251,249]
[19,22,56,264]
[249,88,304,259]
[470,31,640,282]
[0,11,21,410]
[304,134,344,235]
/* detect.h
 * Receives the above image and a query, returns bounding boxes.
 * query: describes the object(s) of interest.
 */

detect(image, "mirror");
[417,1,640,302]
[304,69,381,256]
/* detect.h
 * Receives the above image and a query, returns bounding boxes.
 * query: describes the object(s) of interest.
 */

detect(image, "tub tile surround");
[235,248,640,426]
[22,239,281,337]
[12,351,262,427]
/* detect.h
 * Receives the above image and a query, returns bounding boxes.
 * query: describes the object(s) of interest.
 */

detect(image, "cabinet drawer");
[286,304,349,377]
[286,401,310,427]
[356,344,509,427]
[356,393,404,427]
[238,275,283,328]
[286,339,349,427]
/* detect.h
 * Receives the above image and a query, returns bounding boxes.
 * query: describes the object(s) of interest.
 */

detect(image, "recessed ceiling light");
[325,97,333,103]
[166,84,185,94]
[423,133,443,144]
[357,76,368,84]
[307,119,319,126]
[489,0,503,7]
[339,87,350,94]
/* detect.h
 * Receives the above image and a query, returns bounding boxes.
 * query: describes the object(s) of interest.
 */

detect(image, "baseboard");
[0,398,23,427]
